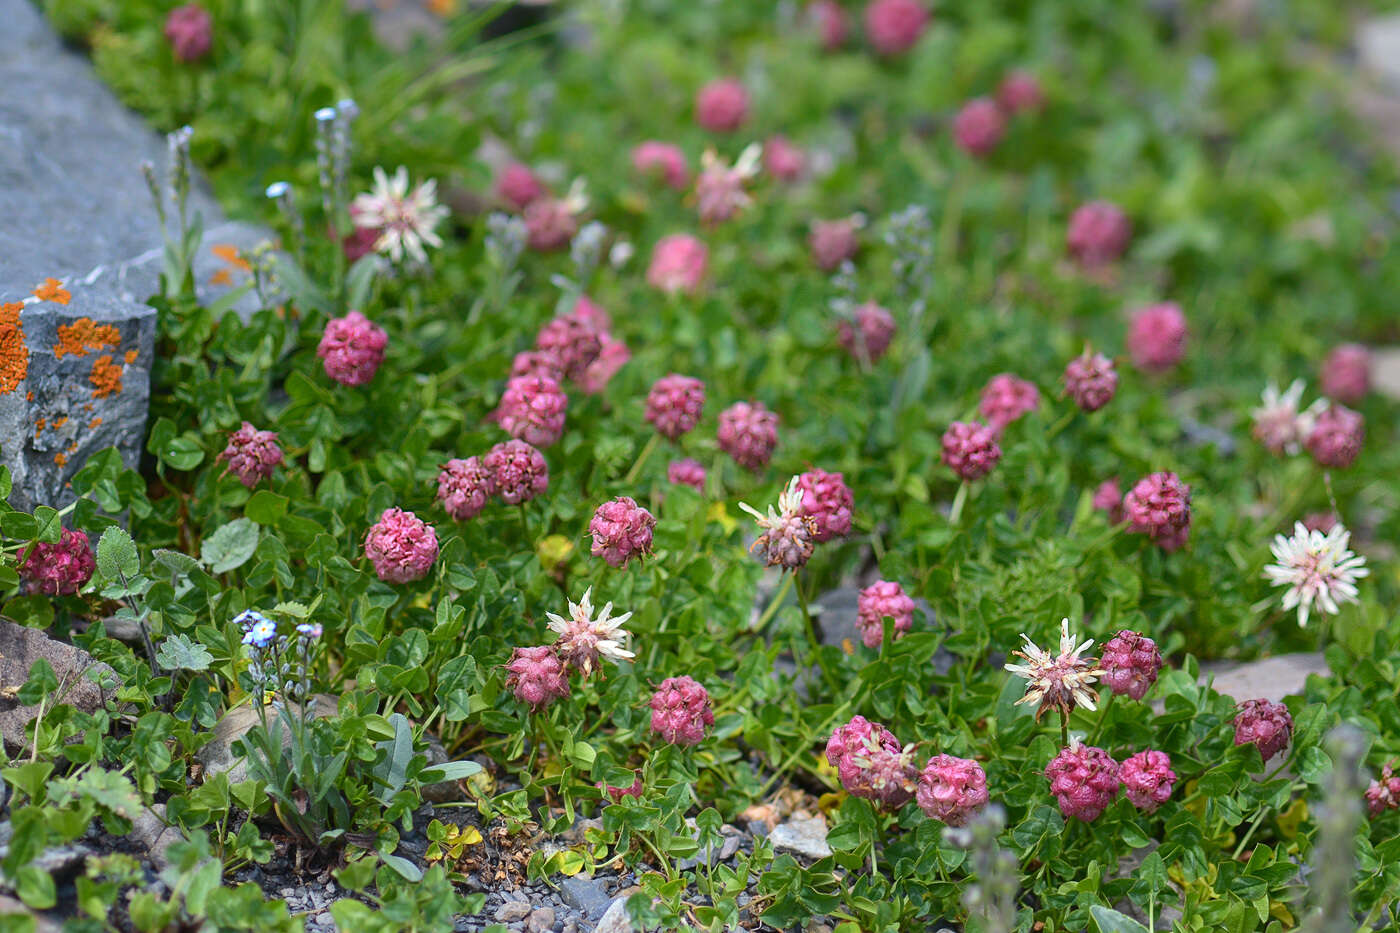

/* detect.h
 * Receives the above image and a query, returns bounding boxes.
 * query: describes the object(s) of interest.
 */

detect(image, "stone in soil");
[1200,652,1328,705]
[495,898,532,922]
[1371,346,1400,401]
[0,619,119,751]
[768,815,833,860]
[0,0,271,510]
[129,803,183,870]
[593,897,638,933]
[558,875,613,920]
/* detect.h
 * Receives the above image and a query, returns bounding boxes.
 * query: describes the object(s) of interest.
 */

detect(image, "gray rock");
[1200,652,1329,705]
[0,0,274,510]
[496,899,532,923]
[1371,346,1400,401]
[768,816,833,860]
[525,906,555,933]
[1358,15,1400,91]
[129,803,183,871]
[593,898,637,933]
[0,619,119,752]
[557,876,611,920]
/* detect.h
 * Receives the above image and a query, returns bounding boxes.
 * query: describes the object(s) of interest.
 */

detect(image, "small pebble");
[497,900,532,923]
[526,906,555,933]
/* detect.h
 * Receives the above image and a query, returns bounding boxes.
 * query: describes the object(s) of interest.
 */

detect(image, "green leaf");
[17,658,59,705]
[1297,746,1331,784]
[419,760,484,784]
[377,852,422,882]
[96,526,140,580]
[32,507,62,544]
[151,548,202,576]
[1090,905,1151,933]
[155,634,214,672]
[245,490,288,525]
[200,518,259,574]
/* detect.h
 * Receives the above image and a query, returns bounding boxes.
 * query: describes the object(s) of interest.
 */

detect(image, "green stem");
[949,481,969,524]
[752,573,795,634]
[623,434,661,485]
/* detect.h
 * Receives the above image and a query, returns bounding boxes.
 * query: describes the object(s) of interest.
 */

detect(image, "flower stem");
[624,434,661,485]
[949,481,969,524]
[752,572,795,634]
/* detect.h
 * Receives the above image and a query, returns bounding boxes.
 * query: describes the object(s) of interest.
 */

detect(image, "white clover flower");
[1264,522,1369,627]
[351,166,448,264]
[1251,380,1324,456]
[1004,619,1103,721]
[545,587,635,678]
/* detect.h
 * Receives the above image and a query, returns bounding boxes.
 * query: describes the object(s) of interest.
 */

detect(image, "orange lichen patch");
[26,391,34,401]
[428,0,457,15]
[211,244,252,271]
[54,452,67,467]
[34,417,46,438]
[55,318,121,359]
[89,417,103,430]
[124,349,138,365]
[52,415,68,429]
[82,402,92,413]
[1,302,29,393]
[90,355,123,398]
[33,278,71,305]
[209,268,233,287]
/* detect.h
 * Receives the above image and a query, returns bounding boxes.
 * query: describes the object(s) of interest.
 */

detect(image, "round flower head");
[952,98,1006,158]
[1123,471,1191,551]
[1067,200,1132,267]
[941,421,1002,481]
[364,508,439,584]
[1263,521,1368,627]
[318,311,387,386]
[237,610,278,649]
[917,755,989,826]
[165,3,212,62]
[809,218,859,272]
[1005,619,1103,721]
[979,373,1040,430]
[647,234,709,294]
[838,301,896,362]
[599,778,645,803]
[1320,344,1371,404]
[19,528,95,596]
[511,349,563,381]
[484,440,549,504]
[495,161,545,210]
[695,78,750,132]
[535,315,602,384]
[695,145,760,225]
[217,422,284,488]
[763,135,807,182]
[1099,631,1163,700]
[505,646,570,711]
[1365,763,1400,817]
[864,0,929,56]
[589,497,656,568]
[436,456,496,521]
[649,675,714,746]
[1045,741,1120,822]
[807,0,849,50]
[351,166,447,264]
[997,70,1045,114]
[1063,350,1118,413]
[740,477,818,571]
[546,587,635,678]
[1093,478,1124,524]
[718,400,779,471]
[524,197,580,252]
[826,715,916,807]
[632,141,689,190]
[1251,380,1321,456]
[667,458,707,491]
[646,374,706,440]
[1305,404,1364,469]
[1233,698,1294,763]
[1120,750,1176,812]
[498,374,568,448]
[1127,302,1188,373]
[857,580,916,648]
[795,468,854,542]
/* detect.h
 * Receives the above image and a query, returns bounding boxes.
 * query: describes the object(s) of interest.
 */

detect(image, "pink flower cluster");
[826,715,917,808]
[668,459,706,491]
[318,311,388,387]
[941,421,1002,481]
[649,676,714,746]
[165,3,212,62]
[436,456,496,521]
[535,316,603,384]
[979,373,1040,430]
[810,218,859,271]
[1044,743,1120,822]
[1067,200,1132,267]
[917,754,989,826]
[505,646,570,710]
[795,468,853,542]
[1127,303,1187,373]
[838,302,896,362]
[764,136,807,182]
[1305,404,1364,469]
[1366,763,1400,817]
[952,98,1006,158]
[589,497,656,568]
[997,70,1045,115]
[718,401,780,471]
[695,79,749,132]
[647,234,709,294]
[864,0,929,56]
[807,0,848,50]
[857,580,915,648]
[646,374,706,440]
[498,374,569,447]
[1099,630,1163,701]
[1123,471,1191,551]
[1320,344,1370,404]
[524,198,579,252]
[1063,350,1118,412]
[632,142,689,190]
[1093,478,1125,524]
[217,422,284,488]
[484,440,550,505]
[364,507,439,584]
[1233,699,1294,763]
[1119,750,1176,812]
[496,162,545,210]
[19,528,95,596]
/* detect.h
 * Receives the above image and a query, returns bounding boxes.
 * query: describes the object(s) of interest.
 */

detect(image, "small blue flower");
[236,610,278,648]
[296,623,323,640]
